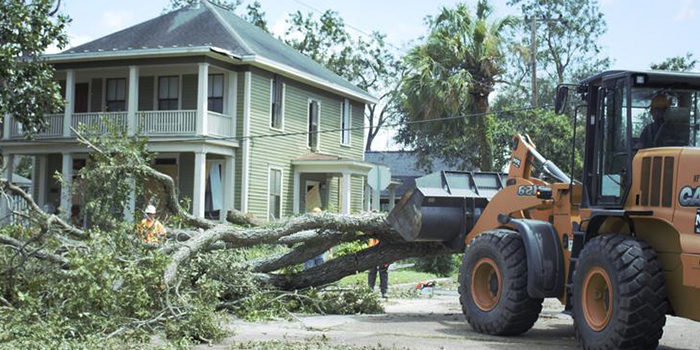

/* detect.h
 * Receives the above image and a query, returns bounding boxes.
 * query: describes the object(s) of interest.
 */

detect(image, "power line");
[176,104,550,144]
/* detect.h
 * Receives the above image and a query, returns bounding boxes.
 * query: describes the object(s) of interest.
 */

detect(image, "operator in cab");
[638,94,672,149]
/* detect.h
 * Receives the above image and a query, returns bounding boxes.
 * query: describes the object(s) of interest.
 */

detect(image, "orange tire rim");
[471,257,502,311]
[582,267,613,331]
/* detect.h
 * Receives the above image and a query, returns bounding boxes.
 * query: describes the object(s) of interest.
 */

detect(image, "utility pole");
[531,15,537,108]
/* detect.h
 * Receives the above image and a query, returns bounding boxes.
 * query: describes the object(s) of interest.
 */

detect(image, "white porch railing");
[207,111,233,137]
[71,112,127,134]
[138,110,197,135]
[10,114,63,139]
[8,194,29,226]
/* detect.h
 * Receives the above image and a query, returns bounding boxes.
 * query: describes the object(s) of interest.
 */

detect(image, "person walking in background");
[136,204,166,244]
[368,238,389,298]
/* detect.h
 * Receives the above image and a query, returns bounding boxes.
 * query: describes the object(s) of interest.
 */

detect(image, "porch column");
[196,63,209,136]
[192,151,207,218]
[36,155,48,207]
[388,185,396,211]
[341,172,352,215]
[222,155,235,223]
[372,182,381,211]
[63,70,75,137]
[227,71,237,137]
[292,169,301,214]
[127,65,139,136]
[364,183,371,211]
[2,114,10,140]
[1,154,15,224]
[123,179,136,222]
[60,152,73,220]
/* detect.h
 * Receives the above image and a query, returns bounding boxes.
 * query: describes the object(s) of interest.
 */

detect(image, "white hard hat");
[145,205,156,214]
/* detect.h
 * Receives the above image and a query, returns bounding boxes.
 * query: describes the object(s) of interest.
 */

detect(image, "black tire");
[458,229,543,335]
[572,234,667,350]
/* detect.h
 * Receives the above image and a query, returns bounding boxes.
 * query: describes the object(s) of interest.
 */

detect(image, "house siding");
[138,76,154,111]
[179,152,194,203]
[181,74,197,109]
[327,176,340,213]
[351,175,364,213]
[90,78,102,112]
[244,68,366,219]
[234,71,244,211]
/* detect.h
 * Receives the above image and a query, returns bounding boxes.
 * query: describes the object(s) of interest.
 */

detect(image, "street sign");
[368,165,391,191]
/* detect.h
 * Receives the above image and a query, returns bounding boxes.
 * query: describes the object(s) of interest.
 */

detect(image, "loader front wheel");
[459,230,543,335]
[572,234,667,350]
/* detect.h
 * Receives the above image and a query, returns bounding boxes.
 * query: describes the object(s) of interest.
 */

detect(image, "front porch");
[291,156,373,215]
[2,61,237,140]
[0,146,236,224]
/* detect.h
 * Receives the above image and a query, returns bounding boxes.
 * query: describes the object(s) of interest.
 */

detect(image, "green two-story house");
[0,1,376,223]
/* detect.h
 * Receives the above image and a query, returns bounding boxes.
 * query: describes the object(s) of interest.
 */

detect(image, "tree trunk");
[472,93,493,171]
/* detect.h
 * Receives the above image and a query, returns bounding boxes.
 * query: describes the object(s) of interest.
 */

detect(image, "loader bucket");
[387,171,506,250]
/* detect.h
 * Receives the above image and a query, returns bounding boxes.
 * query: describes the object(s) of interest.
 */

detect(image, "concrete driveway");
[204,292,700,350]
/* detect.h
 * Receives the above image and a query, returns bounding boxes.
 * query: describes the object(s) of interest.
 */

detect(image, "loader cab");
[574,70,700,208]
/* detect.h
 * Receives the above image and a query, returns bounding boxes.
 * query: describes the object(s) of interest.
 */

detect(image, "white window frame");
[307,98,321,151]
[208,73,225,114]
[267,165,284,221]
[157,75,180,111]
[105,78,127,112]
[269,77,285,131]
[340,98,352,146]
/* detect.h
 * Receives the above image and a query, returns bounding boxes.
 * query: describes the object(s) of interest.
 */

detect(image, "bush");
[412,254,461,277]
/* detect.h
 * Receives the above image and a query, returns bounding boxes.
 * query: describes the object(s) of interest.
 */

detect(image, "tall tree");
[243,1,268,32]
[0,0,69,137]
[396,1,514,171]
[651,52,697,72]
[284,11,402,151]
[508,0,606,85]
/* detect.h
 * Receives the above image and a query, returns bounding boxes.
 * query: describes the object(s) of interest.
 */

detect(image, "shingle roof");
[365,151,473,198]
[56,1,375,103]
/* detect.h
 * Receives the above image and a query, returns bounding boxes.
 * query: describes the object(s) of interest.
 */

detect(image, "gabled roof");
[46,1,377,104]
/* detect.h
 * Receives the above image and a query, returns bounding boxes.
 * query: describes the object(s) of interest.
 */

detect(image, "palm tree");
[399,1,514,171]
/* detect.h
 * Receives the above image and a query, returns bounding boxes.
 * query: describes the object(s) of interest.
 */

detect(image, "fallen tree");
[0,128,459,348]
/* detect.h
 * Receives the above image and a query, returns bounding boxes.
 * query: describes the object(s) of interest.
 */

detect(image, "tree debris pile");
[0,130,454,349]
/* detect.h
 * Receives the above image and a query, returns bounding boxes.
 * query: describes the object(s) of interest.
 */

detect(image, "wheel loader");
[387,70,700,350]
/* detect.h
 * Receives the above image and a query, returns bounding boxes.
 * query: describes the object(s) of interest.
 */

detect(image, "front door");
[74,83,89,113]
[305,180,321,212]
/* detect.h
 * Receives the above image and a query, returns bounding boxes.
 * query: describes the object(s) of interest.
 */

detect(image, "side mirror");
[554,86,569,114]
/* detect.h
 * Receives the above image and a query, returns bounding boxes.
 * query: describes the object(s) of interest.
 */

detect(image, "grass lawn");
[337,269,446,287]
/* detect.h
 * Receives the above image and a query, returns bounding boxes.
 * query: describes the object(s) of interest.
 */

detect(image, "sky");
[51,0,700,150]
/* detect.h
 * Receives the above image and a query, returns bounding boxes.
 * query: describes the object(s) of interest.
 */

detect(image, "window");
[105,78,126,111]
[341,99,351,145]
[158,76,179,110]
[268,168,282,221]
[208,74,224,113]
[270,75,283,129]
[596,82,627,204]
[308,100,320,150]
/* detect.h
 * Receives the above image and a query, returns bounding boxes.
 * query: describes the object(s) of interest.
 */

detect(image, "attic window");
[270,75,283,129]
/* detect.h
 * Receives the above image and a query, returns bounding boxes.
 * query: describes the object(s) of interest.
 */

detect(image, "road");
[201,292,700,350]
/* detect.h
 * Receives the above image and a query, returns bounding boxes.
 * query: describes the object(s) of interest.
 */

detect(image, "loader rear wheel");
[459,230,543,335]
[572,234,667,350]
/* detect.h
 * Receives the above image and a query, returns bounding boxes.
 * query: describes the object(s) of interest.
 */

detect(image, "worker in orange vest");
[368,238,388,298]
[136,204,166,244]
